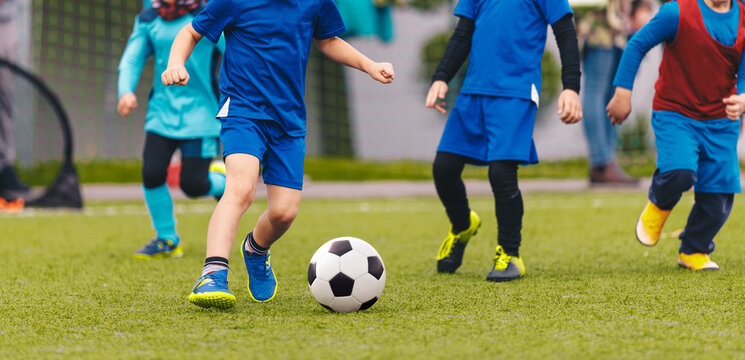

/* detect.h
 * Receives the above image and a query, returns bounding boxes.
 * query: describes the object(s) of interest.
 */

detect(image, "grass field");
[2,192,745,359]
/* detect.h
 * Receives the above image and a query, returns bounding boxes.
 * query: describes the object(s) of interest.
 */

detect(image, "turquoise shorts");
[652,110,741,193]
[438,94,539,165]
[219,117,305,190]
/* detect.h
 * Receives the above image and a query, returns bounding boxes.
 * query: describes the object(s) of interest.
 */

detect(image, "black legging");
[433,152,523,256]
[142,132,212,198]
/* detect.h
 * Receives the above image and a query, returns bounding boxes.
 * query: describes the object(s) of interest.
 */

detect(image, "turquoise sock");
[143,184,179,244]
[208,170,226,198]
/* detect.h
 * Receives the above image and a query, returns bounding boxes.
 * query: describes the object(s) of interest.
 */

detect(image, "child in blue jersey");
[162,0,394,309]
[117,0,227,260]
[607,0,745,270]
[425,0,582,282]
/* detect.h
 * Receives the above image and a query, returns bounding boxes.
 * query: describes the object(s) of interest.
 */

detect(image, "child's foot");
[635,201,671,246]
[436,211,481,273]
[242,237,277,302]
[678,253,719,271]
[188,269,237,309]
[132,238,183,259]
[486,245,525,282]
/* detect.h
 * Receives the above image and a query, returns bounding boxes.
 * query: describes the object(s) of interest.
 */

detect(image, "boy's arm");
[162,23,203,86]
[117,17,153,116]
[426,16,474,114]
[722,52,745,121]
[551,14,582,124]
[314,37,394,84]
[607,1,679,125]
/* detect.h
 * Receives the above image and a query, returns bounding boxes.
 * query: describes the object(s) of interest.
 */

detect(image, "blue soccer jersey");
[455,0,572,105]
[191,0,346,137]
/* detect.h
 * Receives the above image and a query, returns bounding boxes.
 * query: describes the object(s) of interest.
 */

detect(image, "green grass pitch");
[2,192,745,359]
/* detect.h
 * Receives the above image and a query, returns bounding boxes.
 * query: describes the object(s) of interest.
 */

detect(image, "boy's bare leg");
[205,153,261,258]
[252,184,302,247]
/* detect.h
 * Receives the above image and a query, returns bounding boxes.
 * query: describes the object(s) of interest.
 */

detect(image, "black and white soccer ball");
[307,237,386,313]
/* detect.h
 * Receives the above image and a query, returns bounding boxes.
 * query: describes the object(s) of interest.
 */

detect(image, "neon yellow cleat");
[635,201,671,246]
[436,211,481,273]
[208,160,226,175]
[486,245,525,282]
[132,238,183,259]
[678,253,719,271]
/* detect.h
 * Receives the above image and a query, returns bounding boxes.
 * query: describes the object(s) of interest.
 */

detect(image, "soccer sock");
[142,184,179,244]
[202,256,229,276]
[244,232,269,255]
[207,170,226,198]
[433,152,471,233]
[489,161,522,257]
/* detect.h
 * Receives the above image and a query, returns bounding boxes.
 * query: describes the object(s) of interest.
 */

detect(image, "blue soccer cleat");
[242,236,277,302]
[132,238,183,259]
[188,269,236,309]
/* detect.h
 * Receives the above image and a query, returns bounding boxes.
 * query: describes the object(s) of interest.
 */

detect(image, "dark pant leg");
[142,132,178,189]
[432,151,471,233]
[679,192,733,255]
[488,160,522,257]
[179,156,212,198]
[648,169,697,210]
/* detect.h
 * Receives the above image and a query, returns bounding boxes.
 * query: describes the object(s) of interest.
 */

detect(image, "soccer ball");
[307,237,386,313]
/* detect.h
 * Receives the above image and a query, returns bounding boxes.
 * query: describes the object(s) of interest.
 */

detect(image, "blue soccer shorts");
[652,110,741,194]
[219,116,305,190]
[437,94,539,165]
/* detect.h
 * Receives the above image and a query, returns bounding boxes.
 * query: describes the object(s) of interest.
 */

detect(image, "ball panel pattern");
[330,296,362,313]
[309,279,334,306]
[367,256,384,280]
[307,262,316,285]
[359,297,378,311]
[329,272,355,297]
[351,273,381,303]
[328,240,353,256]
[339,250,368,280]
[315,253,341,281]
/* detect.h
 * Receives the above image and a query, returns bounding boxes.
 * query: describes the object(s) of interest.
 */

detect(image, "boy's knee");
[226,183,256,209]
[488,161,519,200]
[142,166,167,189]
[659,169,697,192]
[268,205,298,227]
[179,178,209,198]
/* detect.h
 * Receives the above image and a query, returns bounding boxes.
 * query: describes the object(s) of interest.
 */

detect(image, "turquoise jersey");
[118,8,225,139]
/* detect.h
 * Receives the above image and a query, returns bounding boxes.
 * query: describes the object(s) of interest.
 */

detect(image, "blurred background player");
[425,0,582,282]
[607,0,745,270]
[0,0,29,207]
[162,0,394,309]
[117,0,226,259]
[575,0,654,185]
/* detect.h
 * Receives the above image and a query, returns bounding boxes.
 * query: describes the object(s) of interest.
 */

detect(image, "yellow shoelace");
[493,246,511,271]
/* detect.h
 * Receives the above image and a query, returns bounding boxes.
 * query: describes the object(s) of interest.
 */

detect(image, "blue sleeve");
[535,0,572,25]
[117,17,153,98]
[454,0,476,20]
[738,50,745,94]
[613,1,679,90]
[314,0,346,40]
[191,0,234,43]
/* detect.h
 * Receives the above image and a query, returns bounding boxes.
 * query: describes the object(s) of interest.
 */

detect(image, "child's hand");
[161,65,190,86]
[606,87,632,125]
[117,93,137,117]
[368,62,395,84]
[723,94,745,120]
[557,89,582,124]
[425,80,449,114]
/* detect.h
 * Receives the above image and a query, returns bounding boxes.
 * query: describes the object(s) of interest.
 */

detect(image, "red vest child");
[653,0,745,120]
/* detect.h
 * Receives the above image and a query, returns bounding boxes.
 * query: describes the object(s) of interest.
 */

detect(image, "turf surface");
[2,192,745,359]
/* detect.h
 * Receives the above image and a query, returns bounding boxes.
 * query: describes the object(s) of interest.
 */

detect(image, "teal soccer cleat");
[188,269,236,309]
[132,238,183,259]
[242,236,277,302]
